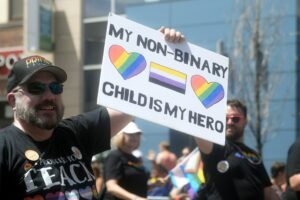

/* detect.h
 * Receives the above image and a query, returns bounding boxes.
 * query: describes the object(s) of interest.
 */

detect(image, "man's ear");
[7,93,16,108]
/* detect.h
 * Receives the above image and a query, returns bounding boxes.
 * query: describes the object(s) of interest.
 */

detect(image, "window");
[84,21,107,65]
[10,0,23,20]
[84,0,125,18]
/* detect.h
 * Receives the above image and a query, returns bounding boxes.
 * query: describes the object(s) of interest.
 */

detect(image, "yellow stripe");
[114,52,129,69]
[151,62,186,80]
[198,170,205,183]
[196,83,210,96]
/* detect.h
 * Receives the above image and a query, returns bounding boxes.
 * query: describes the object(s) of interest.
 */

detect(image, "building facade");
[0,0,83,129]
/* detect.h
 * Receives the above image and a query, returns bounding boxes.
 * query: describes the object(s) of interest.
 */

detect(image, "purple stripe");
[131,59,146,76]
[149,78,186,94]
[149,72,186,90]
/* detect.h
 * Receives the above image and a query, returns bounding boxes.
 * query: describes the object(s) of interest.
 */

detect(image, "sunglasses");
[26,82,64,95]
[226,115,244,124]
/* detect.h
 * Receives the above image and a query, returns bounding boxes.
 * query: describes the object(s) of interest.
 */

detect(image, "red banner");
[0,48,23,77]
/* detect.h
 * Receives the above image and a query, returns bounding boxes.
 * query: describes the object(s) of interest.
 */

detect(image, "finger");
[177,32,185,43]
[168,28,177,42]
[174,31,183,43]
[159,26,165,33]
[163,27,171,41]
[179,34,186,43]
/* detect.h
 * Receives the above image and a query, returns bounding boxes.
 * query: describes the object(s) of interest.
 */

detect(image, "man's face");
[226,105,247,142]
[14,71,65,130]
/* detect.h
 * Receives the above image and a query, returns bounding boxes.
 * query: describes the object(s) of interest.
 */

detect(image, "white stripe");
[169,148,199,189]
[169,168,189,188]
[150,67,186,84]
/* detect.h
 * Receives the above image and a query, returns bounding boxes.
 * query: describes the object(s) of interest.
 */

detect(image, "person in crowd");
[156,141,178,171]
[270,161,286,199]
[286,139,300,199]
[91,155,105,195]
[147,149,173,197]
[0,55,131,199]
[103,122,149,200]
[0,27,185,199]
[147,163,173,197]
[195,99,280,200]
[177,147,191,164]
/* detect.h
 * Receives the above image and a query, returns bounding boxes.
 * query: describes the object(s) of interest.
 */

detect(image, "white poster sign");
[98,14,229,145]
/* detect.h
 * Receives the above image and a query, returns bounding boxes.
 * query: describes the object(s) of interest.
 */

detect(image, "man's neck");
[228,137,244,144]
[236,137,244,143]
[14,120,53,141]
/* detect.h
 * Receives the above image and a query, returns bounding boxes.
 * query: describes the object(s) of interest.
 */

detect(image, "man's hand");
[160,26,185,43]
[147,149,156,162]
[195,137,213,154]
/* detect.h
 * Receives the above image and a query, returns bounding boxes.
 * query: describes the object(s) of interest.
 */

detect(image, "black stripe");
[149,77,186,94]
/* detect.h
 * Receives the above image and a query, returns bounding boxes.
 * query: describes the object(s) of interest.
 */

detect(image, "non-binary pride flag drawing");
[149,62,187,94]
[109,45,147,80]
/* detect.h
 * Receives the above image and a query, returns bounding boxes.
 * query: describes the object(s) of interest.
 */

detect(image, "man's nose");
[42,88,56,100]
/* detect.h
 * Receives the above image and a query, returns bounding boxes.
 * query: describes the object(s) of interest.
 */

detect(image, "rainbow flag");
[169,148,205,197]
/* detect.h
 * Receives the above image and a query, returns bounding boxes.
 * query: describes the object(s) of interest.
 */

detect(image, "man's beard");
[226,125,243,142]
[15,99,64,130]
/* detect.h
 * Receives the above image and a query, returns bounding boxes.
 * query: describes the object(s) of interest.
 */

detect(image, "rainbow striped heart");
[109,45,147,80]
[191,75,224,108]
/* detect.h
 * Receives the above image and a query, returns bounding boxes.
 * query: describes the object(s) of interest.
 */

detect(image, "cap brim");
[121,122,142,134]
[124,131,142,134]
[20,65,67,84]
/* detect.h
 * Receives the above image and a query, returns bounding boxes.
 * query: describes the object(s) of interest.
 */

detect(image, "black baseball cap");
[6,55,67,93]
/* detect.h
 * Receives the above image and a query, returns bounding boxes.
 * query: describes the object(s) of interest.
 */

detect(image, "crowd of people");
[0,26,299,200]
[92,100,292,200]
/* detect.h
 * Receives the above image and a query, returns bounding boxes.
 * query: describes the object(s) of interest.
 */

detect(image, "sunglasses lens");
[49,82,63,94]
[226,116,242,124]
[27,82,46,95]
[231,117,240,123]
[27,82,63,95]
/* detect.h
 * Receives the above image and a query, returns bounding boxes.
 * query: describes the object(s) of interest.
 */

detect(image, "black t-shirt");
[286,140,300,200]
[199,141,271,200]
[0,107,110,200]
[103,149,149,200]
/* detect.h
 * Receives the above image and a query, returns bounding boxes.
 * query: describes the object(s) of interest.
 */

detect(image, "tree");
[228,0,285,156]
